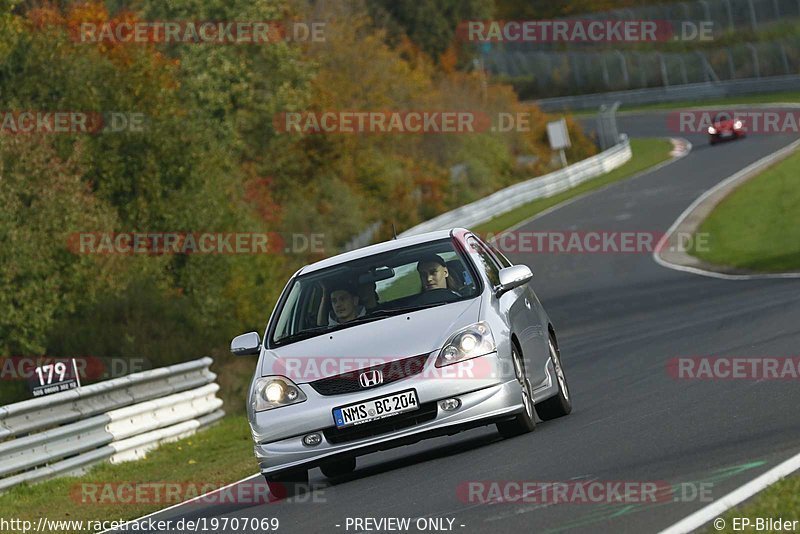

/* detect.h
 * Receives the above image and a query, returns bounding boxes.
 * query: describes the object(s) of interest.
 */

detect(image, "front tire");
[535,336,572,421]
[264,468,309,501]
[320,457,356,479]
[496,343,536,438]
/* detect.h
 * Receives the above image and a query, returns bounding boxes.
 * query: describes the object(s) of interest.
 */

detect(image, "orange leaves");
[26,1,108,34]
[438,44,458,73]
[23,2,174,73]
[65,1,110,30]
[21,2,178,99]
[25,5,64,29]
[243,174,282,225]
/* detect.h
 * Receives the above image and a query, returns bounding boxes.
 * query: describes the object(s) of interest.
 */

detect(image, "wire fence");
[574,0,800,34]
[484,37,800,97]
[489,0,800,53]
[477,0,800,97]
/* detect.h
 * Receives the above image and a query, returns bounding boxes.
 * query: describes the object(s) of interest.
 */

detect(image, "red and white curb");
[669,137,691,158]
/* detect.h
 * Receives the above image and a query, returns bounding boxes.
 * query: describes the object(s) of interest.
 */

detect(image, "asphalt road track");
[110,111,800,534]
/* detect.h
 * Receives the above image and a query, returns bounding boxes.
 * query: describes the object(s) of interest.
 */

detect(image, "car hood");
[260,297,481,382]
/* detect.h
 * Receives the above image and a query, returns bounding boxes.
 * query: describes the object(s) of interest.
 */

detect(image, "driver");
[416,254,449,291]
[326,280,366,325]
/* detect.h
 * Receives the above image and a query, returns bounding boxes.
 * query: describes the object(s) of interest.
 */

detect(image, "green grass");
[474,138,674,234]
[691,147,800,272]
[619,92,800,114]
[0,415,257,533]
[379,267,422,302]
[710,475,800,533]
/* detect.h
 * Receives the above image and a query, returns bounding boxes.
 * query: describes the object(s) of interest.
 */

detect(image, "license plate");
[333,389,419,428]
[721,131,733,138]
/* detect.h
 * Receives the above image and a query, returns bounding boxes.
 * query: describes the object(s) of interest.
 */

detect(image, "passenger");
[416,254,450,291]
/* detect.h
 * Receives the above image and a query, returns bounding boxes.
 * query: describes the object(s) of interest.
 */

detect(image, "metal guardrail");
[535,74,800,112]
[399,135,632,237]
[0,357,224,492]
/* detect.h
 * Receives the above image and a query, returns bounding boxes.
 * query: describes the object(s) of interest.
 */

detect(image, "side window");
[467,237,501,287]
[273,281,302,341]
[487,242,512,268]
[303,283,324,329]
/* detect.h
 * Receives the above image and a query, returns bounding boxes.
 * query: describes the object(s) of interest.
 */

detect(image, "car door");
[466,235,548,388]
[485,237,549,389]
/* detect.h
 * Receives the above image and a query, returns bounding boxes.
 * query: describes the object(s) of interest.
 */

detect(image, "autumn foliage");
[0,0,597,406]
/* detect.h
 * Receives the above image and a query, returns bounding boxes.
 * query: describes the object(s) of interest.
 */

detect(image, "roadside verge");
[654,138,800,280]
[476,137,685,234]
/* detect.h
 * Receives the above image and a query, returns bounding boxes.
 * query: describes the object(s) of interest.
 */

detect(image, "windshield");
[713,112,732,123]
[268,238,480,346]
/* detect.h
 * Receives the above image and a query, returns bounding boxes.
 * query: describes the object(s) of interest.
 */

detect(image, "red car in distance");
[708,111,746,145]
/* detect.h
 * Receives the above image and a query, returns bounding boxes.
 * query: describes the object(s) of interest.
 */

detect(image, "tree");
[0,136,121,354]
[368,0,493,63]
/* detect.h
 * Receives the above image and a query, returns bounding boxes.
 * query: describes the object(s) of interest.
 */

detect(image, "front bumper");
[709,130,744,142]
[255,377,524,475]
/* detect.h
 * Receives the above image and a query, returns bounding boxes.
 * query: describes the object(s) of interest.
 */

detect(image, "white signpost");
[547,118,571,168]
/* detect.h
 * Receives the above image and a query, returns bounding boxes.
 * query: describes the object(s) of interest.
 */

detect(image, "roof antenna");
[392,223,397,240]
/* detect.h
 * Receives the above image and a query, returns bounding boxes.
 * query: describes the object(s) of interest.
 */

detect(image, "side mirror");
[230,332,261,356]
[496,265,533,296]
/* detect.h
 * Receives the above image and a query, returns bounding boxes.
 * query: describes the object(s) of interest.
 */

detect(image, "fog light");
[303,433,322,447]
[439,398,461,411]
[441,346,459,362]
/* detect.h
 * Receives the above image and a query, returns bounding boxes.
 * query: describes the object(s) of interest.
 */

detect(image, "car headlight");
[436,322,496,367]
[252,376,307,412]
[708,126,717,134]
[734,120,742,129]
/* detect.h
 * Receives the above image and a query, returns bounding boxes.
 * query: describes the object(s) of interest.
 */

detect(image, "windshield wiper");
[274,303,450,346]
[275,325,334,345]
[274,315,389,345]
[370,302,448,316]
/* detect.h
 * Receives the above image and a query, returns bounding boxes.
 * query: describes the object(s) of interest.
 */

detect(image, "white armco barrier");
[0,357,224,492]
[399,135,631,237]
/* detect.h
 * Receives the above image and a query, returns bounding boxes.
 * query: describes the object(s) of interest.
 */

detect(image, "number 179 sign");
[30,359,81,397]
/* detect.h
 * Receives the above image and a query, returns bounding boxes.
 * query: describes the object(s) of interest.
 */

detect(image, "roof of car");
[298,228,465,275]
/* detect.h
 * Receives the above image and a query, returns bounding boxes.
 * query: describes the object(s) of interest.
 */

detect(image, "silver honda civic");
[231,228,571,492]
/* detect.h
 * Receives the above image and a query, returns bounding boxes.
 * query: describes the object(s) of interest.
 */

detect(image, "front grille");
[309,354,429,396]
[322,402,438,444]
